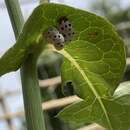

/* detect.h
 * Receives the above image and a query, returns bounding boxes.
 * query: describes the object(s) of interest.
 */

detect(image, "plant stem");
[4,0,46,130]
[4,0,24,38]
[21,54,46,130]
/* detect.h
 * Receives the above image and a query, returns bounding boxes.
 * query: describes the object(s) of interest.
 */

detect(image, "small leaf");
[113,81,130,105]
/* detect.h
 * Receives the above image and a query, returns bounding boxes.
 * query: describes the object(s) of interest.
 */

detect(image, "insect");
[45,17,75,50]
[46,27,65,50]
[58,16,75,42]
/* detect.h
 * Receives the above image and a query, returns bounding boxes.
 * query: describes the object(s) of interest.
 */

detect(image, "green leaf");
[0,3,125,79]
[57,11,126,129]
[0,3,127,130]
[58,99,130,130]
[59,18,126,97]
[113,81,130,105]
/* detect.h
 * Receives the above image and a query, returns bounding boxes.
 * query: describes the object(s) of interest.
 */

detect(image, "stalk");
[4,0,24,38]
[21,54,46,130]
[4,0,46,130]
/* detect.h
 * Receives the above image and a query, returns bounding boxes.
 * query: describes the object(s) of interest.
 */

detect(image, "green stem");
[21,54,46,130]
[4,0,46,130]
[4,0,24,38]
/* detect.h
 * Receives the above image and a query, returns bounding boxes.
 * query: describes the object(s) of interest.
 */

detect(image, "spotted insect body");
[45,17,74,50]
[46,27,65,50]
[58,17,75,42]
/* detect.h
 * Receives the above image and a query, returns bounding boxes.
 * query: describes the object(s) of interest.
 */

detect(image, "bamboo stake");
[0,95,81,120]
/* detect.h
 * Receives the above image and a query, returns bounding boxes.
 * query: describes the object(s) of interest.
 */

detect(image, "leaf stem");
[4,0,46,130]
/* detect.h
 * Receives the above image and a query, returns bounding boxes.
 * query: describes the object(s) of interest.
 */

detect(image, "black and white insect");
[46,27,65,50]
[58,16,75,42]
[45,17,75,50]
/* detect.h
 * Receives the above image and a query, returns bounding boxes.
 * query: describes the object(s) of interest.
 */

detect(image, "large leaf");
[0,3,127,130]
[0,4,125,80]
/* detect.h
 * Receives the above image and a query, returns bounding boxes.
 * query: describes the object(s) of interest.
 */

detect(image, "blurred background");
[0,0,130,130]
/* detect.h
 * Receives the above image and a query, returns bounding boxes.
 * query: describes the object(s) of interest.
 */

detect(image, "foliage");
[0,3,128,130]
